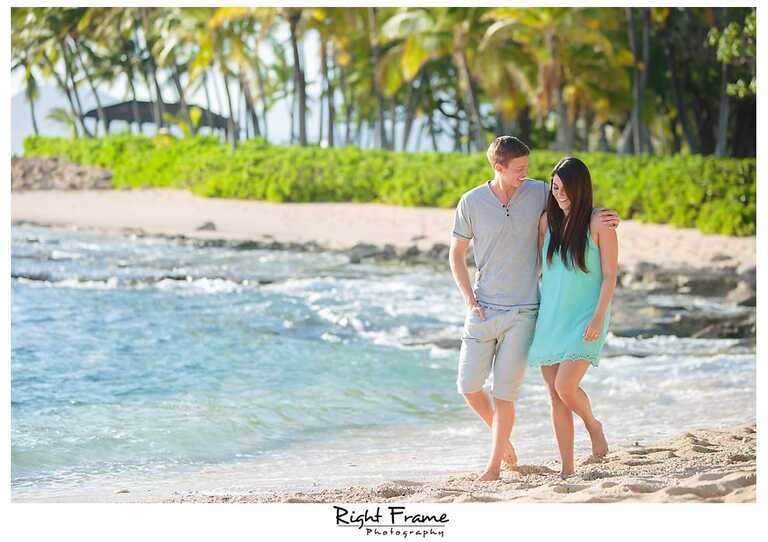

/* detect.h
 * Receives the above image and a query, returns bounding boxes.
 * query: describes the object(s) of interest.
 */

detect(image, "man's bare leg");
[478,398,515,480]
[462,390,517,466]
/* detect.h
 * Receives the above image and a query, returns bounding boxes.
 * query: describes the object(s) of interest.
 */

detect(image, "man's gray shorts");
[456,304,539,401]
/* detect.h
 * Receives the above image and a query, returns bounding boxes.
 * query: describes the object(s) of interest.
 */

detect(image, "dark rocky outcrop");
[11,156,113,191]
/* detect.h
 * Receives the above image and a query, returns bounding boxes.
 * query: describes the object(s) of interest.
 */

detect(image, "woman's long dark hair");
[545,157,593,273]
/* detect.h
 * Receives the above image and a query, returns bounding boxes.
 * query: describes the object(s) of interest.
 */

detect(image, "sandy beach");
[11,187,756,273]
[160,424,755,503]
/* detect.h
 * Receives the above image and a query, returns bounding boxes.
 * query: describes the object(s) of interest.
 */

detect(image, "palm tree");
[11,8,42,135]
[384,7,494,151]
[32,7,94,137]
[484,7,625,151]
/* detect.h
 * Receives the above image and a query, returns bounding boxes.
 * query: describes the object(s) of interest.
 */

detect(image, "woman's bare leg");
[554,360,608,458]
[541,364,575,475]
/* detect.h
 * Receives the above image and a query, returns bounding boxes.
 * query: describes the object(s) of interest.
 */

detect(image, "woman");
[527,156,618,478]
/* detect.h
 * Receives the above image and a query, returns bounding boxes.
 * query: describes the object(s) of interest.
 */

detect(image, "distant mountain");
[11,84,125,156]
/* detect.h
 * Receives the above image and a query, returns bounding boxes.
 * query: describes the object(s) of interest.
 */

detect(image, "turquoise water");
[11,224,755,501]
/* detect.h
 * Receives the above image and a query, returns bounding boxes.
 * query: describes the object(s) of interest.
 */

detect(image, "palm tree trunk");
[240,70,261,138]
[221,64,238,148]
[138,10,166,129]
[669,114,681,153]
[390,97,397,150]
[253,59,269,141]
[402,71,425,151]
[598,122,610,151]
[554,83,570,151]
[150,64,165,128]
[60,40,91,137]
[368,7,390,149]
[639,8,652,152]
[126,69,142,133]
[72,38,106,136]
[715,62,730,156]
[318,41,325,144]
[428,110,438,152]
[582,105,595,151]
[453,47,485,151]
[171,62,194,134]
[20,61,39,135]
[517,105,532,144]
[452,104,463,152]
[289,74,296,144]
[26,79,39,135]
[354,117,362,146]
[235,70,243,138]
[339,63,352,145]
[320,39,336,147]
[326,42,336,147]
[41,50,80,138]
[626,7,641,154]
[138,66,159,129]
[661,18,699,154]
[149,64,165,129]
[546,33,571,152]
[241,87,249,139]
[202,69,213,134]
[415,117,427,151]
[288,11,307,146]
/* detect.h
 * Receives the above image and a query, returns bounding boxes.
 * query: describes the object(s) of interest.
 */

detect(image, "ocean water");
[11,224,755,501]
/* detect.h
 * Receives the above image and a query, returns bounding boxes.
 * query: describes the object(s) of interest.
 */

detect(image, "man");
[448,136,619,481]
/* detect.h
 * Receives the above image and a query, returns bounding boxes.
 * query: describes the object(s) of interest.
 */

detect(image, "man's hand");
[596,208,620,229]
[469,302,487,321]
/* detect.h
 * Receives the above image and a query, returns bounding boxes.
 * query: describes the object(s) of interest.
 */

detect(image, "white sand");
[162,424,755,503]
[11,188,755,272]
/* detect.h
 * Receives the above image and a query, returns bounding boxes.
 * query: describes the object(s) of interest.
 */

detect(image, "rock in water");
[196,221,217,231]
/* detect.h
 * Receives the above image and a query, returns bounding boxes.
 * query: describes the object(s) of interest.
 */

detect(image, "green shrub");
[23,132,755,236]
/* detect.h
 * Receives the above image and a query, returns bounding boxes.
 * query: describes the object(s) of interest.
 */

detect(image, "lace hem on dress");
[528,352,601,368]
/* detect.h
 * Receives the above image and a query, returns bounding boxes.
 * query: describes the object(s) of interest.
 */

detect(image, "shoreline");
[14,422,754,503]
[154,423,755,503]
[11,188,756,273]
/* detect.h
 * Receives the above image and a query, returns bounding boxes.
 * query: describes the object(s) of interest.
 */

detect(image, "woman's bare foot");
[588,421,608,458]
[559,469,575,480]
[477,468,501,481]
[501,442,518,468]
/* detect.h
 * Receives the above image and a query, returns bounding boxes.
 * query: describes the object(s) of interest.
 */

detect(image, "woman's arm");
[584,216,618,341]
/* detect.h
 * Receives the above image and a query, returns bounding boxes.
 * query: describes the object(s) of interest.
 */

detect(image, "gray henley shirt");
[452,178,549,309]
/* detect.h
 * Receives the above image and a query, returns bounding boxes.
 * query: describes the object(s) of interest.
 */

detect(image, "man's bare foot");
[588,421,608,458]
[559,469,575,480]
[477,468,501,481]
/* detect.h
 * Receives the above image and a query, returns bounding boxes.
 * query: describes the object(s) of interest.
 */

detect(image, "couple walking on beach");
[449,136,619,479]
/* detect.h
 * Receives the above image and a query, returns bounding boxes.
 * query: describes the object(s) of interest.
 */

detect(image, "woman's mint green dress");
[528,225,611,368]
